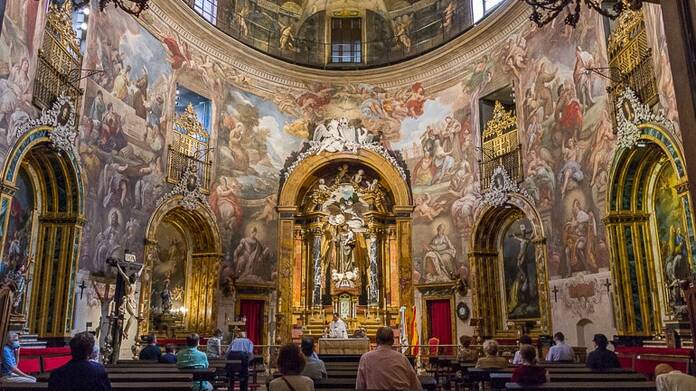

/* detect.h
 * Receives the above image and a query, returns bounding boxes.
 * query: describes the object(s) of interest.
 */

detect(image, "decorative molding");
[281,118,409,182]
[14,95,80,161]
[615,87,675,149]
[481,164,529,208]
[157,163,210,212]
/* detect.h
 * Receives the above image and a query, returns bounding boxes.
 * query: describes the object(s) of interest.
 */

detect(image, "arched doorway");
[0,125,84,338]
[139,197,221,337]
[605,123,695,336]
[277,148,413,341]
[469,194,551,338]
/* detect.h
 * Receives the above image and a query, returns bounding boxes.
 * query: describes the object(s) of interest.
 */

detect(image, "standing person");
[1,332,35,383]
[475,340,508,369]
[655,363,696,391]
[300,337,327,380]
[207,329,223,359]
[138,333,161,361]
[159,344,177,363]
[177,334,213,391]
[586,334,620,371]
[328,313,348,338]
[511,345,548,385]
[356,327,422,390]
[545,332,575,362]
[269,343,314,391]
[48,332,110,391]
[226,331,254,391]
[512,335,533,365]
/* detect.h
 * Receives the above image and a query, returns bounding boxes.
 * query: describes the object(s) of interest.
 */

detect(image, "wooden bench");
[467,367,633,383]
[313,376,436,391]
[0,382,196,391]
[490,373,647,389]
[504,381,656,390]
[36,373,193,383]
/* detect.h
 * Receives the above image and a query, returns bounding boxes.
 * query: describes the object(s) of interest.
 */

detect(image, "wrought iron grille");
[166,104,212,192]
[32,2,83,119]
[479,101,522,190]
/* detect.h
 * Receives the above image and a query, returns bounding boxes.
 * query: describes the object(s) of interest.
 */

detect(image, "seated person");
[655,363,696,391]
[226,331,255,391]
[586,334,620,371]
[206,329,223,359]
[177,333,212,391]
[300,337,327,380]
[269,343,314,391]
[512,335,532,365]
[546,332,575,362]
[457,335,479,362]
[1,332,36,383]
[138,333,161,361]
[159,344,177,363]
[356,327,422,390]
[48,332,110,391]
[511,345,547,385]
[475,339,508,369]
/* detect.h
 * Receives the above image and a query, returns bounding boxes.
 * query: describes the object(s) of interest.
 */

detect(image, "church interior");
[0,0,695,390]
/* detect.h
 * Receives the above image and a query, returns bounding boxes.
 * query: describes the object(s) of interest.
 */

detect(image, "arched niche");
[139,196,222,336]
[605,123,695,336]
[0,125,84,338]
[276,149,413,341]
[469,193,551,338]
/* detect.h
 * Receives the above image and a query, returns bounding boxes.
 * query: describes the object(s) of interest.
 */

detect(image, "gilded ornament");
[615,87,674,150]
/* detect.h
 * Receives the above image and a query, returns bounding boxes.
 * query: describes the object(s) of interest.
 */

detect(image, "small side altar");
[319,338,370,355]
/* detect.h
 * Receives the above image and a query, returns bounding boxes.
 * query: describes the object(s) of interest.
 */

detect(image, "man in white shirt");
[655,363,696,391]
[328,313,348,339]
[545,332,575,362]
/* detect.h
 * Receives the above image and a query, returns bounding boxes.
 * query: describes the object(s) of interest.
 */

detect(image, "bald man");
[655,363,696,391]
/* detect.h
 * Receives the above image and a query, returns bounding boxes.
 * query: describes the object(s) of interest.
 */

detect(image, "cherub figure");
[414,194,446,222]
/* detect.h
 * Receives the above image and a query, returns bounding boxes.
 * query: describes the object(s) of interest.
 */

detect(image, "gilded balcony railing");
[479,101,522,190]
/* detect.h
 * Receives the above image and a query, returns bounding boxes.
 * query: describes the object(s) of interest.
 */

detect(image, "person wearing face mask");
[1,332,36,383]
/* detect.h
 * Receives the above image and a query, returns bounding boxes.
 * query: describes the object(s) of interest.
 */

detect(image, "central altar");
[275,118,415,340]
[319,338,370,355]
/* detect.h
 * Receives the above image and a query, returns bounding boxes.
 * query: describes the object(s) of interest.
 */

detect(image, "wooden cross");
[551,285,559,303]
[603,278,612,294]
[78,280,87,300]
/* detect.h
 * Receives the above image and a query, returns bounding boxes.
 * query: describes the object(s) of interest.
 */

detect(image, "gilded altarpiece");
[605,123,695,336]
[277,145,413,340]
[469,194,551,338]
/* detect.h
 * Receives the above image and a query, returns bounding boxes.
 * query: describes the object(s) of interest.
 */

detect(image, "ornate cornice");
[144,0,530,92]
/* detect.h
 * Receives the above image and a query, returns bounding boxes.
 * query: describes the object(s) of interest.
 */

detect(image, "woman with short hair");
[269,343,314,391]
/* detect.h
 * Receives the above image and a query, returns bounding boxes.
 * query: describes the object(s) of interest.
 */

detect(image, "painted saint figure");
[422,224,456,283]
[508,224,533,316]
[233,227,272,282]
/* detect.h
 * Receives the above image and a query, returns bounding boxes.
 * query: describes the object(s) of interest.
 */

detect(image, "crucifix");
[603,278,612,294]
[551,285,559,303]
[78,280,87,300]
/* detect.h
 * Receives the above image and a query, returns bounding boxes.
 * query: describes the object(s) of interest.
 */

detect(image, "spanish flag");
[409,305,419,356]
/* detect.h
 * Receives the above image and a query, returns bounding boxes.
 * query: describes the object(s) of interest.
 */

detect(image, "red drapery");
[239,299,264,352]
[427,300,453,355]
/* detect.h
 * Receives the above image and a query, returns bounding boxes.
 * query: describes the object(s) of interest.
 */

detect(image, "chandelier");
[66,0,149,17]
[522,0,644,28]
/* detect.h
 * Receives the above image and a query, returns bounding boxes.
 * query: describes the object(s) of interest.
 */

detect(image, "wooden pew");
[313,375,436,391]
[0,382,196,391]
[504,381,656,391]
[467,367,633,383]
[490,373,647,389]
[36,373,193,383]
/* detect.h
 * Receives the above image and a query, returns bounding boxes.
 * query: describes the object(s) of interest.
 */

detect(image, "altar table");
[319,338,370,355]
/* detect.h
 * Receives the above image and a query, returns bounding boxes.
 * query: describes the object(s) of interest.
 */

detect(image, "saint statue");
[160,278,172,314]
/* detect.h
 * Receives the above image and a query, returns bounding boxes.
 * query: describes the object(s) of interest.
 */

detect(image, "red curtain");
[239,300,264,352]
[427,300,453,355]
